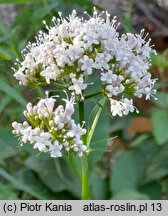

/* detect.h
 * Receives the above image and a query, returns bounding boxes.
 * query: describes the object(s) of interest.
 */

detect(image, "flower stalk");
[81,156,89,200]
[78,99,89,199]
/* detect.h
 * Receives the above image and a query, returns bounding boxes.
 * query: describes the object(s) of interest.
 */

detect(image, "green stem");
[81,156,89,200]
[78,100,89,200]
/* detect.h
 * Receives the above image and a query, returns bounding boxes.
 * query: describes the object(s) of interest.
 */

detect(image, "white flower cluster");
[13,8,156,117]
[12,94,87,157]
[110,98,139,117]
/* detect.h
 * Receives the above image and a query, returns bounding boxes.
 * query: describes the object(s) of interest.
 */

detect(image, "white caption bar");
[0,200,167,216]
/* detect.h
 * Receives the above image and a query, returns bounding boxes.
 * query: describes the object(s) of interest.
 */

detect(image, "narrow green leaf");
[0,80,26,106]
[87,97,106,147]
[85,95,109,167]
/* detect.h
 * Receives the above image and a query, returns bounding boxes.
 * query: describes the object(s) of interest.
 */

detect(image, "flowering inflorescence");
[12,94,87,157]
[12,8,157,159]
[12,8,157,117]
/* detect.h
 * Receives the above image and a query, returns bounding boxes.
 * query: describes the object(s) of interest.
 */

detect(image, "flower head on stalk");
[12,8,156,117]
[12,94,87,158]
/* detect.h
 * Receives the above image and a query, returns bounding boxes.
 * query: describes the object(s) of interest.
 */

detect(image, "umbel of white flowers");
[13,8,157,117]
[12,8,157,158]
[12,94,87,158]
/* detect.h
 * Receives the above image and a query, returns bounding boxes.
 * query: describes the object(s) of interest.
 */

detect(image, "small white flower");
[66,45,84,62]
[122,98,136,115]
[110,99,125,117]
[13,70,27,85]
[40,65,60,84]
[63,93,75,117]
[67,120,86,139]
[95,52,111,70]
[49,141,62,158]
[69,76,87,95]
[34,132,51,152]
[101,71,124,97]
[101,70,114,84]
[110,98,138,117]
[19,126,33,143]
[78,55,94,75]
[39,97,56,114]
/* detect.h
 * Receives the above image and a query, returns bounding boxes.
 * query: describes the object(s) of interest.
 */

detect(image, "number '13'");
[151,203,162,211]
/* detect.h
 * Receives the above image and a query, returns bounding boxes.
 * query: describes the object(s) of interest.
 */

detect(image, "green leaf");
[86,99,109,166]
[161,178,168,198]
[152,110,168,145]
[63,0,96,10]
[0,184,17,199]
[82,75,110,166]
[112,189,149,200]
[0,168,54,199]
[123,0,134,33]
[90,172,108,199]
[151,53,168,69]
[139,182,161,200]
[143,142,168,183]
[0,0,42,3]
[17,168,73,199]
[0,22,7,34]
[31,2,60,21]
[87,97,106,147]
[153,92,168,109]
[0,95,11,113]
[0,129,19,163]
[25,155,81,198]
[12,7,34,27]
[110,138,158,195]
[0,48,12,60]
[0,80,26,106]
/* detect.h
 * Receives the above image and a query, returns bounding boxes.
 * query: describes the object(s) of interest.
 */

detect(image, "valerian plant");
[12,8,157,200]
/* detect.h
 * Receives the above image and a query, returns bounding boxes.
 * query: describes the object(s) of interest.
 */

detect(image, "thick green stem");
[81,156,89,200]
[79,100,89,200]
